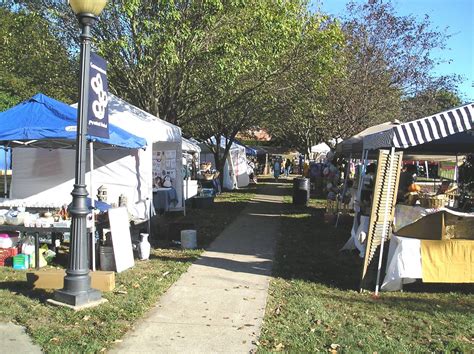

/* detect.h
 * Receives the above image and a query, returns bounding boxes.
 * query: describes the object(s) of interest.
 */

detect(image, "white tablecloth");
[341,214,370,258]
[381,235,422,291]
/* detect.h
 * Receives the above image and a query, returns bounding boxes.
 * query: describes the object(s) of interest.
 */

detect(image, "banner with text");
[88,53,109,138]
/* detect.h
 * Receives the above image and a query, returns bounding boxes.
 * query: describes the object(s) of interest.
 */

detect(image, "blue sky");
[314,0,474,102]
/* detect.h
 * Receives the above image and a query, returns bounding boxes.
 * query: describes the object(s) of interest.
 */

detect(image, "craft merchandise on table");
[0,200,105,270]
[382,204,474,291]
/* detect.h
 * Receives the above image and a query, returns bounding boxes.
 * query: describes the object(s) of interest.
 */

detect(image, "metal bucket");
[292,177,310,206]
[181,230,197,249]
[99,245,116,271]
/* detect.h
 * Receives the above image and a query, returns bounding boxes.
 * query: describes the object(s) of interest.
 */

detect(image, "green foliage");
[276,0,463,149]
[0,7,76,110]
[402,88,462,121]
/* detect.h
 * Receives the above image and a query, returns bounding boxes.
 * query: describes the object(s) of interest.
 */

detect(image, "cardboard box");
[91,271,115,292]
[26,269,115,292]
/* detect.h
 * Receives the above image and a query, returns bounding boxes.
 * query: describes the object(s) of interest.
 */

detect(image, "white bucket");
[181,230,197,249]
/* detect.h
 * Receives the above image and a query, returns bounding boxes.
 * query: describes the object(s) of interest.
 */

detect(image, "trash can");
[292,177,310,206]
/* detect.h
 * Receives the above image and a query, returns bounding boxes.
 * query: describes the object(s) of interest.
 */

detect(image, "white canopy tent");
[199,138,249,190]
[182,137,201,154]
[336,121,401,158]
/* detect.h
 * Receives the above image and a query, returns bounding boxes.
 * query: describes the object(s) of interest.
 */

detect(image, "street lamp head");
[69,0,107,16]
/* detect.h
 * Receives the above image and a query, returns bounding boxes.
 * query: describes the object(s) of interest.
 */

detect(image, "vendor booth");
[106,94,184,214]
[0,94,148,269]
[310,143,331,162]
[0,94,147,214]
[1,93,184,218]
[199,137,249,190]
[341,102,474,293]
[181,137,201,200]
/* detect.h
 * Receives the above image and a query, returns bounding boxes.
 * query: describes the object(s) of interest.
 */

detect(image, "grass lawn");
[259,184,474,352]
[0,187,254,352]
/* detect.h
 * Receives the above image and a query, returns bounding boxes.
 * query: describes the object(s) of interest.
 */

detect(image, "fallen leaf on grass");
[49,337,59,343]
[82,315,90,321]
[274,305,281,315]
[162,271,170,277]
[133,283,140,288]
[330,343,340,350]
[274,343,285,351]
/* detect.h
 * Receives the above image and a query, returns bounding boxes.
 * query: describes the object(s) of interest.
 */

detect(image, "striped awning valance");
[363,103,474,150]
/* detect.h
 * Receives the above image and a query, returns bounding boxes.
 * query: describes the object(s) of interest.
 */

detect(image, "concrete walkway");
[112,183,285,353]
[0,323,42,354]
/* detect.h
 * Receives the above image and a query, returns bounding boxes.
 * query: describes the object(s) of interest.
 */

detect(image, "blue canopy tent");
[0,93,148,206]
[0,93,147,149]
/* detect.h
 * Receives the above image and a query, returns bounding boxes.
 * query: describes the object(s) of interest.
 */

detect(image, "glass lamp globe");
[69,0,107,16]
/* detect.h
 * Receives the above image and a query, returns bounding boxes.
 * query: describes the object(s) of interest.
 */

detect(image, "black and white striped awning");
[364,103,474,150]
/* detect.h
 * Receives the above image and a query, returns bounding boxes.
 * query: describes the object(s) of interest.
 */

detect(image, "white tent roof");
[108,94,181,144]
[311,143,331,153]
[337,121,400,156]
[182,137,201,153]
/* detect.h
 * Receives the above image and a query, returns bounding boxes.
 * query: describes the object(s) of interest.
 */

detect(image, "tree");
[16,1,338,180]
[401,88,462,120]
[318,0,461,144]
[262,15,345,157]
[0,7,76,110]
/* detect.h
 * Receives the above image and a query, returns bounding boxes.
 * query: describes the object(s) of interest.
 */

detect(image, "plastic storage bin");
[13,254,30,270]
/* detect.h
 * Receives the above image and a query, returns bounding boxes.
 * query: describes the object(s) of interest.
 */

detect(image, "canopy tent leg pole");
[89,141,96,272]
[336,153,352,228]
[455,154,459,185]
[425,161,429,179]
[3,147,7,198]
[354,150,369,225]
[375,147,396,296]
[183,176,186,216]
[147,197,151,237]
[265,153,269,175]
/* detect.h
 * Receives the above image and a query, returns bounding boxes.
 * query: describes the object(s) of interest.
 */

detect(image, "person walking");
[273,159,281,182]
[284,158,291,177]
[247,159,258,184]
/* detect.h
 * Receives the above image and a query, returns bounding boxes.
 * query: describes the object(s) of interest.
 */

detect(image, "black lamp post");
[53,0,107,307]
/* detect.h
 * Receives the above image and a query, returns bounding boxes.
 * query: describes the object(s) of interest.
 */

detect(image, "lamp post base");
[48,295,107,311]
[53,287,102,307]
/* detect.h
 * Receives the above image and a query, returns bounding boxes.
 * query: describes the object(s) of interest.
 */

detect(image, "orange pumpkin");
[408,183,421,192]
